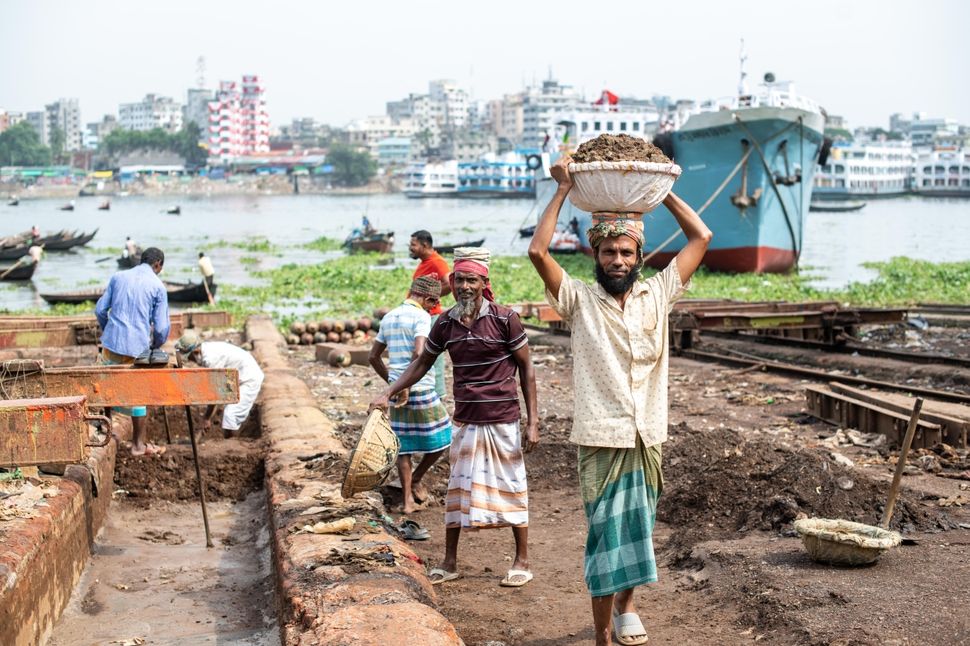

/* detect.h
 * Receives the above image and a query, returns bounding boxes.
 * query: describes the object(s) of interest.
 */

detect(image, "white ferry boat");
[913,140,970,197]
[549,91,660,147]
[813,141,913,200]
[402,160,458,198]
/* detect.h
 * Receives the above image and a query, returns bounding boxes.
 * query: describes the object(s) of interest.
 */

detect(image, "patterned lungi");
[579,437,663,597]
[445,421,528,528]
[389,388,453,455]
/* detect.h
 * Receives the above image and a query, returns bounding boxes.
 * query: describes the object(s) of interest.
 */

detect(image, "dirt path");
[48,493,279,646]
[287,328,970,646]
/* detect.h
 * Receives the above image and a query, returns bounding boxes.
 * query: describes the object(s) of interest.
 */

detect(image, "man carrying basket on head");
[369,248,539,588]
[528,157,711,646]
[369,275,453,514]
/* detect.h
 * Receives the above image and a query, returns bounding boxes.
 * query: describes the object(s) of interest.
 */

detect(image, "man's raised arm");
[663,191,713,284]
[527,156,572,298]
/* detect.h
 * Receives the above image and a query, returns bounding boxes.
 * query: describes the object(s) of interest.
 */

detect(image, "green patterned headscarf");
[587,212,645,248]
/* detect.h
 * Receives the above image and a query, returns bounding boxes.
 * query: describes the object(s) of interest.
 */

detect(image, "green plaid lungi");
[389,388,452,455]
[579,437,663,597]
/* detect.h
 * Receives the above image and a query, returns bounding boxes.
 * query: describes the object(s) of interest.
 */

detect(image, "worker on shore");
[198,251,215,288]
[528,157,711,646]
[95,247,171,457]
[175,331,264,439]
[408,230,452,400]
[370,247,539,588]
[369,275,453,514]
[28,225,40,244]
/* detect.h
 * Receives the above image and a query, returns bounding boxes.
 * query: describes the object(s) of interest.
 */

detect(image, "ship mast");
[738,39,749,96]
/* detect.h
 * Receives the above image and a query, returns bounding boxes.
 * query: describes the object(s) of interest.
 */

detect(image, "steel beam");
[0,396,109,467]
[3,365,239,406]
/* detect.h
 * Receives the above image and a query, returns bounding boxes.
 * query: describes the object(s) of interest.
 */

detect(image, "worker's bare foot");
[130,442,166,457]
[403,496,422,514]
[223,428,235,439]
[412,482,430,504]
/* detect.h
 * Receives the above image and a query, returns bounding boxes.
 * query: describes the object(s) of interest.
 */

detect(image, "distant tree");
[99,124,209,167]
[824,127,853,143]
[327,144,376,187]
[49,126,67,164]
[0,122,52,166]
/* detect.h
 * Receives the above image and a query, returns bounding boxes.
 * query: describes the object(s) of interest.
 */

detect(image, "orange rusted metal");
[0,396,91,467]
[37,367,239,406]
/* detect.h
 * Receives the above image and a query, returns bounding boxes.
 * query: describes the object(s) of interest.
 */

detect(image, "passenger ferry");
[813,141,913,200]
[535,54,826,273]
[457,150,540,198]
[402,160,458,198]
[913,140,970,197]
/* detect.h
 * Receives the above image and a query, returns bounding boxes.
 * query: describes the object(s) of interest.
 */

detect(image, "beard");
[595,260,642,295]
[456,294,478,319]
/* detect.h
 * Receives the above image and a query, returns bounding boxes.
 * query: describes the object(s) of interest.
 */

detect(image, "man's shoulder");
[487,302,518,318]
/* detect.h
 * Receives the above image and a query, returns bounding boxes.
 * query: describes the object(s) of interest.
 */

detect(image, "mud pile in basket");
[571,133,671,164]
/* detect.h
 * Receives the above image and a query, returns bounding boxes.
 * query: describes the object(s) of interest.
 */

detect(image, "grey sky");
[2,0,967,130]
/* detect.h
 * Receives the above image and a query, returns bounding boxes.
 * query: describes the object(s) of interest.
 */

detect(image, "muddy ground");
[289,324,970,646]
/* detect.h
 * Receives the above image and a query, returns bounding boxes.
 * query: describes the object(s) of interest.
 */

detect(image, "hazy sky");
[2,0,968,130]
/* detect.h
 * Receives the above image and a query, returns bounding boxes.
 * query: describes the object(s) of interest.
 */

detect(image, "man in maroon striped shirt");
[370,248,539,588]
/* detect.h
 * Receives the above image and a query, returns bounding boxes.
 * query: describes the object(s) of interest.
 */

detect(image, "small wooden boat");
[59,202,75,211]
[6,198,18,206]
[40,280,216,305]
[78,185,97,197]
[117,253,140,269]
[0,244,32,261]
[98,200,111,211]
[166,205,181,215]
[809,200,867,213]
[0,261,37,281]
[436,239,485,255]
[345,231,394,254]
[43,229,98,251]
[519,224,536,238]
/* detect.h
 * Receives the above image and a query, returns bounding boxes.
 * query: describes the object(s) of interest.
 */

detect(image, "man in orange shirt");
[409,230,451,399]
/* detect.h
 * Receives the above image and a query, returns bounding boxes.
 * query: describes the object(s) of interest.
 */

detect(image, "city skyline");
[1,0,968,130]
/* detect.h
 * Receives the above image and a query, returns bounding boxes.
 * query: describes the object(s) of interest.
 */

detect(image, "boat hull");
[537,106,824,274]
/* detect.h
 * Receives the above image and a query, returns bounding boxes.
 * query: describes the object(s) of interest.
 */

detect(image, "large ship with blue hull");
[537,72,826,273]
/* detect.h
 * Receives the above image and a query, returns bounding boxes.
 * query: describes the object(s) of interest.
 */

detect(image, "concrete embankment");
[247,316,462,645]
[0,419,122,646]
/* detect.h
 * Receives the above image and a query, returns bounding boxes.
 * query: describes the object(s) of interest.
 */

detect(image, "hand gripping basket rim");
[568,160,683,176]
[341,409,400,499]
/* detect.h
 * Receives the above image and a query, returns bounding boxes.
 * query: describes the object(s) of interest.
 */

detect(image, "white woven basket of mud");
[794,517,901,566]
[567,161,682,214]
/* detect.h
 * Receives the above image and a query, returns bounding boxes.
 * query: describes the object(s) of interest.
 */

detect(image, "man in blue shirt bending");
[95,247,171,457]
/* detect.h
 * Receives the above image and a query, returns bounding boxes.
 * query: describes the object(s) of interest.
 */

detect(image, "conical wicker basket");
[341,409,400,499]
[794,518,901,566]
[568,160,682,214]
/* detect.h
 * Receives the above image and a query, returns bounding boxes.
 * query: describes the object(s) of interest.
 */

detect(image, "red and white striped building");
[207,75,270,162]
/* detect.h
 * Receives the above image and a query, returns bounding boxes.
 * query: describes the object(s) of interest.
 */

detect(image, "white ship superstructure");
[813,141,913,199]
[402,160,458,198]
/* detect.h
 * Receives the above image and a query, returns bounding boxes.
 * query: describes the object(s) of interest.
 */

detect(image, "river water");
[0,193,967,311]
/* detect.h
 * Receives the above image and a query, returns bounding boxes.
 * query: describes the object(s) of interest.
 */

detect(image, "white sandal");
[613,610,648,645]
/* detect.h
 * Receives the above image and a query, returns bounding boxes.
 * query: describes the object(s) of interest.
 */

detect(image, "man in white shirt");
[528,156,712,646]
[175,331,263,438]
[198,252,215,288]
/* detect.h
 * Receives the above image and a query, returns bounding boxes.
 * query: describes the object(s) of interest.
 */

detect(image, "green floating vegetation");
[303,236,344,252]
[239,256,261,266]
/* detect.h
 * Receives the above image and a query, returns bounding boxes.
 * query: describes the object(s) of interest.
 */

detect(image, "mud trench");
[48,404,280,646]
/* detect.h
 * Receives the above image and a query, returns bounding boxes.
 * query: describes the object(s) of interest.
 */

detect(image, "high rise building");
[207,75,270,162]
[43,98,82,151]
[521,78,581,149]
[25,111,49,146]
[119,94,183,132]
[183,88,213,133]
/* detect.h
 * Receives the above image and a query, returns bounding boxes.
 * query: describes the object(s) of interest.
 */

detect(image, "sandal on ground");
[397,519,430,541]
[131,442,166,457]
[428,568,460,585]
[499,569,533,587]
[613,610,648,645]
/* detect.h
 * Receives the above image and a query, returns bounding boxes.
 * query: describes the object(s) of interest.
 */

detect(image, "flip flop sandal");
[428,568,460,585]
[397,519,430,541]
[499,569,533,587]
[613,611,648,645]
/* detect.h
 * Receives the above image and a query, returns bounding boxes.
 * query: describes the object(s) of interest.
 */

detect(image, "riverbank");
[1,174,398,199]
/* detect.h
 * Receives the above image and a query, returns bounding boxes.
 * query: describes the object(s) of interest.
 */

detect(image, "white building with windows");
[521,78,582,149]
[119,94,183,132]
[814,141,913,199]
[913,135,970,197]
[552,103,660,150]
[347,116,416,158]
